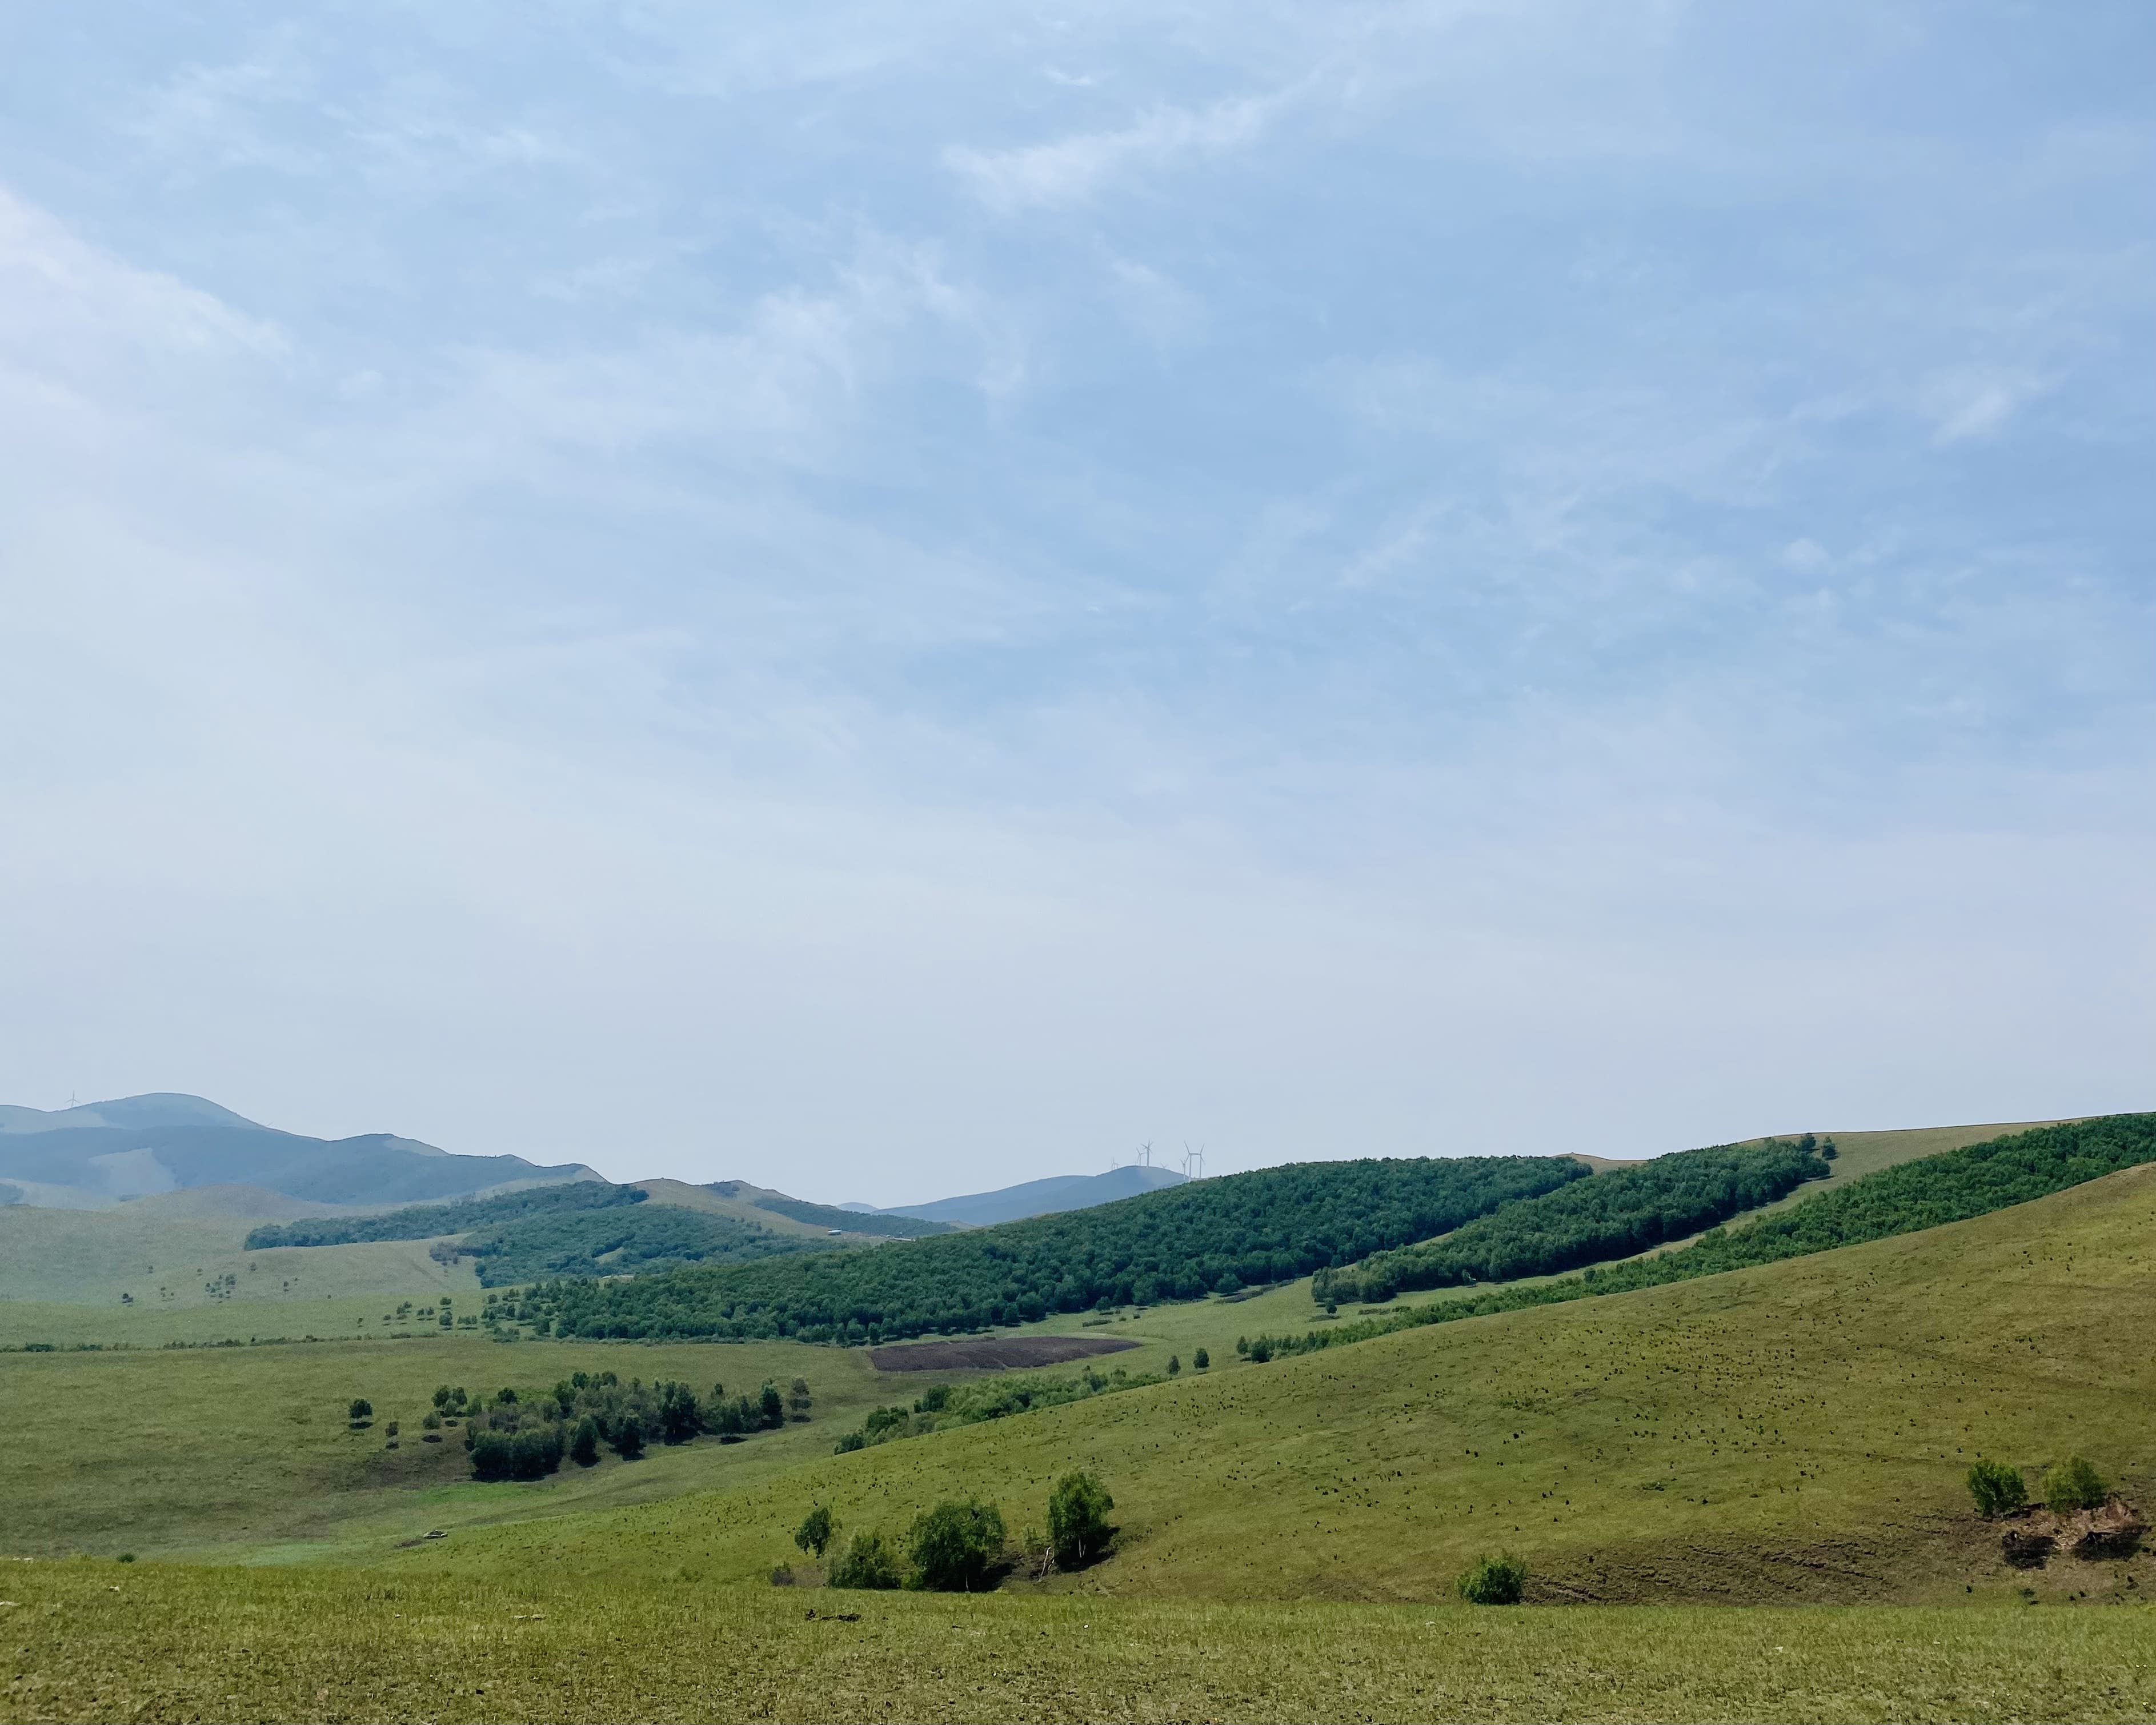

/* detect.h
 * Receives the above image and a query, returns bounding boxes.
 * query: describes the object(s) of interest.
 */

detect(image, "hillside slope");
[0,1094,595,1208]
[460,1162,2156,1606]
[856,1165,1189,1227]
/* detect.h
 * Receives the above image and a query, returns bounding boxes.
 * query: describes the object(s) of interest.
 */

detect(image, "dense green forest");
[1245,1113,2156,1362]
[517,1155,1590,1343]
[245,1180,638,1249]
[1311,1136,1833,1303]
[457,1206,829,1286]
[705,1183,955,1238]
[437,1370,808,1480]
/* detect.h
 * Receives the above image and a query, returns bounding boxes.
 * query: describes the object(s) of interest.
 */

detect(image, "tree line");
[790,1471,1116,1592]
[1311,1136,1833,1304]
[1239,1114,2156,1362]
[246,1180,644,1248]
[513,1155,1591,1344]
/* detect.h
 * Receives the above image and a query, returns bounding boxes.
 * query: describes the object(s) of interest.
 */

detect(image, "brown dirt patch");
[865,1335,1139,1372]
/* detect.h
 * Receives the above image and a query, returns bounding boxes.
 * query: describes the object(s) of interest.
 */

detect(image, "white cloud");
[945,92,1284,212]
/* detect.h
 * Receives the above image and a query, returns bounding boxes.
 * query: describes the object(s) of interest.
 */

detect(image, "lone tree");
[1047,1471,1115,1570]
[1966,1459,2027,1518]
[795,1503,836,1559]
[907,1498,1007,1592]
[1193,1347,1209,1370]
[1167,1355,1181,1376]
[828,1530,903,1590]
[1457,1553,1528,1605]
[347,1398,373,1424]
[2047,1455,2109,1512]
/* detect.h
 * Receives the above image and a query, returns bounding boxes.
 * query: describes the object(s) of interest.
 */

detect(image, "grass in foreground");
[3,1561,2152,1725]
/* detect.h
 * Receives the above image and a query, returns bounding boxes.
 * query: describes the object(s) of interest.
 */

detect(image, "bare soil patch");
[866,1335,1139,1372]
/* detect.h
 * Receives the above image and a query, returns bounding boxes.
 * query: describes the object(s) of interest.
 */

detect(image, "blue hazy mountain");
[844,1164,1188,1228]
[0,1092,596,1208]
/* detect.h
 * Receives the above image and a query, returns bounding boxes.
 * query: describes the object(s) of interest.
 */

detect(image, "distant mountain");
[0,1093,597,1210]
[847,1164,1188,1228]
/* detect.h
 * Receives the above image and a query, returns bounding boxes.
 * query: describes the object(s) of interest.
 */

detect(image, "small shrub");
[828,1531,903,1590]
[1047,1471,1115,1569]
[422,1411,442,1430]
[2047,1455,2109,1512]
[833,1430,866,1454]
[770,1563,795,1586]
[384,1420,399,1438]
[1457,1553,1528,1605]
[1193,1347,1209,1370]
[1247,1338,1273,1363]
[1966,1459,2027,1518]
[907,1498,1007,1592]
[1167,1355,1181,1376]
[795,1503,835,1559]
[347,1397,372,1424]
[117,1553,135,1564]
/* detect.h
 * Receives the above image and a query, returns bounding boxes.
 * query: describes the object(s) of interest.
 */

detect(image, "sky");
[0,2,2149,1204]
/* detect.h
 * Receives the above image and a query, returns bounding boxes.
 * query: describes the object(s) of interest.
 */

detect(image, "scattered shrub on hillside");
[907,1498,1007,1592]
[795,1504,835,1559]
[1167,1355,1180,1376]
[833,1431,867,1454]
[1247,1338,1273,1363]
[1047,1472,1115,1570]
[384,1420,398,1438]
[1235,1336,1248,1356]
[1457,1554,1528,1604]
[117,1553,134,1563]
[828,1531,903,1590]
[831,1368,1145,1456]
[788,1377,813,1420]
[347,1398,373,1425]
[1966,1459,2028,1518]
[2046,1455,2109,1512]
[1193,1347,1209,1370]
[422,1411,441,1430]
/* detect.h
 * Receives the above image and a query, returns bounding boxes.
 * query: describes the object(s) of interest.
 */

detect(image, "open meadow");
[4,1141,2154,1720]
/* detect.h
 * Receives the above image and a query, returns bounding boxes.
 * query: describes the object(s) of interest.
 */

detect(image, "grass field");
[5,1563,2152,1724]
[5,1132,2153,1722]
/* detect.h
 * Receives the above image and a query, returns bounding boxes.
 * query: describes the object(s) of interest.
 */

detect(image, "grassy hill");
[416,1160,2156,1609]
[3,1160,2154,1719]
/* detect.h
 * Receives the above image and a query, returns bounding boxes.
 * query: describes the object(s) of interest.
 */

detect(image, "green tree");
[2046,1455,2108,1511]
[1457,1553,1527,1604]
[1193,1347,1209,1370]
[795,1503,835,1559]
[907,1498,1007,1591]
[570,1416,600,1467]
[1047,1471,1115,1569]
[612,1414,646,1460]
[1167,1355,1180,1376]
[1965,1459,2026,1518]
[432,1385,452,1410]
[827,1530,903,1590]
[347,1398,372,1423]
[759,1381,785,1428]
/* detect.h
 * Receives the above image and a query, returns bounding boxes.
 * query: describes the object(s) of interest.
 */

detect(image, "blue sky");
[1,3,2149,1201]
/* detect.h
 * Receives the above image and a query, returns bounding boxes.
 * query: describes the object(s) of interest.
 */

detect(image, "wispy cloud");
[945,91,1285,211]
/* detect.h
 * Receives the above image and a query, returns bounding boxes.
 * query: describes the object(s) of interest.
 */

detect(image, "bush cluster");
[820,1471,1113,1594]
[455,1371,804,1480]
[1457,1554,1528,1604]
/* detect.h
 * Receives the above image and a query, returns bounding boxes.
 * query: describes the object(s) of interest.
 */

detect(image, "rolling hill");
[847,1164,1188,1227]
[0,1093,596,1208]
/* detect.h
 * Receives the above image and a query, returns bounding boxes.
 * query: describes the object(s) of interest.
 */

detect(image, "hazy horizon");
[2,5,2149,1205]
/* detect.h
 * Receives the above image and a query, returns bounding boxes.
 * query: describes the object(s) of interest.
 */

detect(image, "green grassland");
[402,1162,2156,1610]
[5,1130,2153,1722]
[0,1335,908,1560]
[4,1564,2151,1724]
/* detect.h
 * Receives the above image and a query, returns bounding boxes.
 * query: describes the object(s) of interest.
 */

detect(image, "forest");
[245,1180,640,1248]
[1310,1136,1833,1303]
[454,1206,827,1286]
[1245,1112,2156,1361]
[704,1183,955,1238]
[516,1154,1590,1343]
